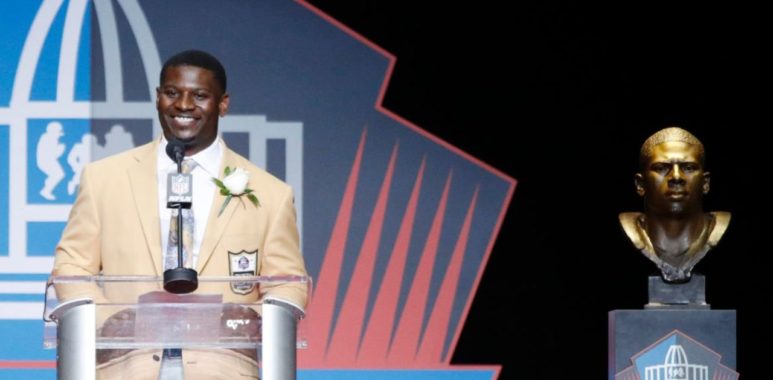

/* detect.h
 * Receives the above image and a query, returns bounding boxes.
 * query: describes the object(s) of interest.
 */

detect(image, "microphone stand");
[163,140,198,294]
[175,159,185,270]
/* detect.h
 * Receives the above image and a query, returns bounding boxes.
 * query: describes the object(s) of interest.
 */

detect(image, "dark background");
[306,1,770,378]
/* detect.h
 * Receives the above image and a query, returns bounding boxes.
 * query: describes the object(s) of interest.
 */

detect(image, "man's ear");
[219,93,230,117]
[702,171,711,194]
[634,173,645,196]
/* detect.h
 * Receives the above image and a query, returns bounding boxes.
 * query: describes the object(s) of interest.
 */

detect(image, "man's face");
[636,141,709,216]
[156,65,229,155]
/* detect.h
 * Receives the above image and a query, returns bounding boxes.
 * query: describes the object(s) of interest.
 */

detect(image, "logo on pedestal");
[615,330,738,380]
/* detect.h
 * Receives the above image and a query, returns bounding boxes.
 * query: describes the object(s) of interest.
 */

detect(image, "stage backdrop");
[0,1,515,379]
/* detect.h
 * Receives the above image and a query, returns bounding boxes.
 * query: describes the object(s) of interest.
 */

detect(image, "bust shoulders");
[618,211,731,282]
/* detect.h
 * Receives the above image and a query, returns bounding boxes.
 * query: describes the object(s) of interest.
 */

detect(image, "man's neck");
[642,212,710,263]
[645,211,704,238]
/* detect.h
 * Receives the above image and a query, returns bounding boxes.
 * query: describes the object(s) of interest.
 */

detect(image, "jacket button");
[152,354,160,361]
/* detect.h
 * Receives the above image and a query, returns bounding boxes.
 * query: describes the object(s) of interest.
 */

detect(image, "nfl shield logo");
[171,174,190,195]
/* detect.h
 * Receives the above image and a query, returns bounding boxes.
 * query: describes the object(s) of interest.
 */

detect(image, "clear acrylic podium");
[43,275,310,380]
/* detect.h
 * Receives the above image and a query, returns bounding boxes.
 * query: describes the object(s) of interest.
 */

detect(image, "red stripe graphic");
[357,157,427,365]
[0,361,56,369]
[326,144,400,364]
[300,130,367,366]
[417,187,479,364]
[387,172,453,366]
[296,3,513,373]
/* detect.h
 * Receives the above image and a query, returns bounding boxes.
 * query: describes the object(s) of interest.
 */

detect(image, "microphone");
[165,138,186,167]
[163,137,198,294]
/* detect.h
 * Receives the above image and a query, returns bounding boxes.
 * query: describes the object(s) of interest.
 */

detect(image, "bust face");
[637,141,709,216]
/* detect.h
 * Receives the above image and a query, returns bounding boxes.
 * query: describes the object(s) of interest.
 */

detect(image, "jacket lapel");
[197,147,239,271]
[127,141,163,275]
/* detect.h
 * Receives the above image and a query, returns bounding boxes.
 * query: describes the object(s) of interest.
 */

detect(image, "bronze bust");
[619,127,730,283]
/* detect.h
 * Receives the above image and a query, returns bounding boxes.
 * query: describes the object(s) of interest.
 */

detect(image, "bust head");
[635,127,709,218]
[620,127,730,283]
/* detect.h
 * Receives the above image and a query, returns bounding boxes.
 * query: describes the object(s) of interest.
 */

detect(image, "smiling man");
[52,50,308,379]
[619,127,731,283]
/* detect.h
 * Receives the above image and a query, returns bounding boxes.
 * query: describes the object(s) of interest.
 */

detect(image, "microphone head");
[165,138,186,163]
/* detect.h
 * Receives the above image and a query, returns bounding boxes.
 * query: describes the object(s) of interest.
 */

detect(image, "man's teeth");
[174,116,195,122]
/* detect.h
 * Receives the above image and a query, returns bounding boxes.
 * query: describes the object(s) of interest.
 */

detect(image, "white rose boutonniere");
[212,166,259,216]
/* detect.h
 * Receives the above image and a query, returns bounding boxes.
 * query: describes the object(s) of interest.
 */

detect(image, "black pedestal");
[646,275,708,309]
[608,276,738,379]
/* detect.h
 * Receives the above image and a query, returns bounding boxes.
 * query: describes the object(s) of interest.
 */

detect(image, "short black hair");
[160,49,227,92]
